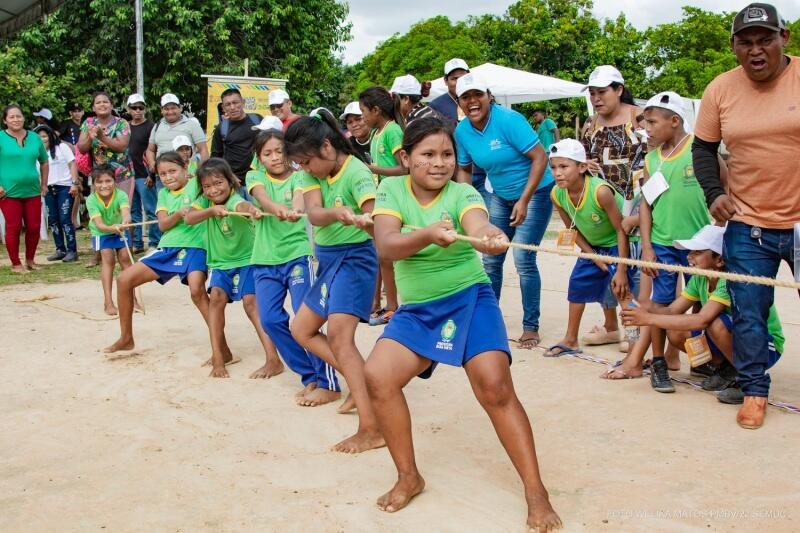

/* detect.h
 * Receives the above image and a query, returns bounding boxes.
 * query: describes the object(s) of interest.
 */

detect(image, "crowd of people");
[0,3,796,530]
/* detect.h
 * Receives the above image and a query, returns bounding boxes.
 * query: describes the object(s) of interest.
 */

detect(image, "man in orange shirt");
[692,3,798,430]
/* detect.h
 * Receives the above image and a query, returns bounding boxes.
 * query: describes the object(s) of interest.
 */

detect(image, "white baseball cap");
[455,74,489,98]
[171,135,192,150]
[160,93,180,107]
[644,91,692,132]
[252,115,283,132]
[583,65,625,90]
[390,74,422,96]
[674,225,725,255]
[127,93,146,106]
[548,139,587,163]
[268,89,290,106]
[444,58,470,76]
[339,101,362,120]
[33,108,53,120]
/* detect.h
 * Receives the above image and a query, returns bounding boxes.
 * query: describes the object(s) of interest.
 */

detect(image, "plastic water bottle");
[625,302,640,342]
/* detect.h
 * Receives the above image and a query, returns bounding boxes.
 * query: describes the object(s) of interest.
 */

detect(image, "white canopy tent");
[427,62,591,111]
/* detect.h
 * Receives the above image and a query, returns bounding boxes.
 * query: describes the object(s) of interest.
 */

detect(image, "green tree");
[0,46,73,115]
[1,0,350,124]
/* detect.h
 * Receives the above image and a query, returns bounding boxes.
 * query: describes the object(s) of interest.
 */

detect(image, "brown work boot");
[736,396,767,429]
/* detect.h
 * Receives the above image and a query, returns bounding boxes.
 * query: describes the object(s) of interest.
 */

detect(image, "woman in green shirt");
[0,104,49,273]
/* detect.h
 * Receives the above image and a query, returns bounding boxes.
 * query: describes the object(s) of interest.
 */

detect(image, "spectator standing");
[59,102,84,146]
[533,109,560,152]
[268,89,301,131]
[340,102,373,164]
[146,93,208,174]
[126,93,159,251]
[210,88,263,185]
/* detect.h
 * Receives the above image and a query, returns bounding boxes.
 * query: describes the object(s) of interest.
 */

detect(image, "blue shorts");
[569,245,638,304]
[380,283,511,379]
[304,240,378,322]
[651,244,690,305]
[92,234,127,251]
[208,265,256,302]
[692,313,781,369]
[140,247,207,285]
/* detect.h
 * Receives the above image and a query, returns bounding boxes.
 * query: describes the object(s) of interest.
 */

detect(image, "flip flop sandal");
[543,343,582,357]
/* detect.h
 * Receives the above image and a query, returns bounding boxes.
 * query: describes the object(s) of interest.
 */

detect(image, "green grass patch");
[0,230,102,287]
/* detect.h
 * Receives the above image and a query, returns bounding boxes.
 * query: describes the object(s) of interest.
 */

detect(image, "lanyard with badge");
[556,179,587,251]
[641,133,690,205]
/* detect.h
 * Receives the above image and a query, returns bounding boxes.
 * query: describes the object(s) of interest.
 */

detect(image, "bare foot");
[202,356,242,367]
[517,331,541,350]
[26,262,42,271]
[134,300,144,314]
[248,359,285,379]
[526,490,562,532]
[332,429,385,454]
[11,264,29,274]
[377,473,426,512]
[209,365,229,378]
[297,387,341,407]
[295,382,317,399]
[104,337,134,353]
[337,393,357,414]
[104,303,118,316]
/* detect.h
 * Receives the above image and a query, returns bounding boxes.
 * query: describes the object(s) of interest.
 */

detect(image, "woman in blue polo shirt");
[454,74,554,349]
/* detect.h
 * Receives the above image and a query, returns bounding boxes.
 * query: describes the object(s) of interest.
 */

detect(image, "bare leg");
[243,294,284,379]
[544,302,584,356]
[602,306,619,333]
[464,351,561,532]
[208,288,232,378]
[100,249,117,315]
[380,259,398,311]
[187,270,210,324]
[365,339,430,512]
[104,262,158,352]
[706,317,733,363]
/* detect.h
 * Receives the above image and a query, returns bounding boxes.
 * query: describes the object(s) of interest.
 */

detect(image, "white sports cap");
[583,65,625,90]
[160,93,180,107]
[390,74,422,96]
[171,135,192,150]
[127,93,146,106]
[548,139,587,163]
[455,73,488,98]
[268,89,291,106]
[339,101,362,120]
[644,91,692,132]
[444,58,470,76]
[252,115,283,132]
[673,225,726,255]
[33,108,53,120]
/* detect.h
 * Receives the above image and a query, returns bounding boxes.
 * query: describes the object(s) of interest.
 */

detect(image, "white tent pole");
[135,0,144,95]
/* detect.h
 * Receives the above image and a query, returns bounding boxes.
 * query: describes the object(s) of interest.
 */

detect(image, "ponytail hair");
[610,82,635,106]
[359,86,405,127]
[284,107,358,160]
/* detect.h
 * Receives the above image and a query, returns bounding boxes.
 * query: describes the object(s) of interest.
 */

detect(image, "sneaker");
[649,358,675,393]
[701,361,737,391]
[690,362,717,378]
[717,383,744,405]
[369,309,394,326]
[62,251,79,263]
[47,250,67,261]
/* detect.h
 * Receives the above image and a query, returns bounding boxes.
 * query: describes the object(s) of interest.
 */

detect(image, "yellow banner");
[202,75,289,142]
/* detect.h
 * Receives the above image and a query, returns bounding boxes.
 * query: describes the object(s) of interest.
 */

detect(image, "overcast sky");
[342,0,800,64]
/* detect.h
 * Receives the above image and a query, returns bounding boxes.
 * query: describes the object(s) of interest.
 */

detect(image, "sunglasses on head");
[129,105,145,111]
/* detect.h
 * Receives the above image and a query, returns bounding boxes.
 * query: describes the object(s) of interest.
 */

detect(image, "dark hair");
[253,129,285,161]
[610,82,635,105]
[91,163,117,182]
[220,88,243,101]
[397,81,432,106]
[359,86,405,127]
[2,104,23,124]
[91,91,113,106]
[401,116,457,162]
[156,151,187,171]
[33,125,60,158]
[284,108,358,160]
[533,108,545,115]
[196,157,239,198]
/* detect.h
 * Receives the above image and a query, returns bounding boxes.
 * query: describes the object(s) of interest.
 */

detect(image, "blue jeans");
[723,221,793,397]
[483,183,554,332]
[131,178,161,249]
[44,185,76,253]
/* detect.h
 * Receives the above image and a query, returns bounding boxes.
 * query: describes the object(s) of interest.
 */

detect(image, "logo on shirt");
[284,189,293,203]
[290,265,305,286]
[436,319,457,351]
[174,248,187,266]
[232,273,240,293]
[320,283,328,307]
[440,212,453,223]
[221,220,231,234]
[591,213,601,224]
[333,195,344,208]
[378,144,386,154]
[489,139,502,151]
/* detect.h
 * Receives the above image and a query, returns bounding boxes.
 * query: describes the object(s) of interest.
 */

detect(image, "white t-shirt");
[47,143,76,186]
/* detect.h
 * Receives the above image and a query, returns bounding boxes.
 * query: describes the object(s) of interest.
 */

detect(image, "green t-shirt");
[0,130,49,198]
[370,120,403,181]
[551,176,622,248]
[645,136,711,246]
[683,276,784,354]
[299,155,376,246]
[187,159,198,178]
[155,177,205,249]
[373,176,490,304]
[536,118,558,152]
[192,192,253,269]
[246,170,312,265]
[87,189,130,236]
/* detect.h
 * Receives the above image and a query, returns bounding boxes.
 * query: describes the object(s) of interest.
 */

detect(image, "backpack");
[219,113,261,142]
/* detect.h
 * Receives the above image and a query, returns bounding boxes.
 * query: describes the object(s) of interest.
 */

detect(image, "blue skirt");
[380,283,511,379]
[304,240,378,322]
[140,247,207,285]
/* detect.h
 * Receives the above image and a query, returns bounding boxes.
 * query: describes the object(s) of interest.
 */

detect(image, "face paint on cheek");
[412,161,431,169]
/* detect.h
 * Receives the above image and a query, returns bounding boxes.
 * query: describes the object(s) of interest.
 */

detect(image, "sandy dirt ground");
[1,251,798,533]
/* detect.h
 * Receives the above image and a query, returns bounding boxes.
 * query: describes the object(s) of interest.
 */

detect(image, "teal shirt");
[536,118,558,152]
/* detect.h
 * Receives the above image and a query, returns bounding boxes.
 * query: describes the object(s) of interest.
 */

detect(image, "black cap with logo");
[66,102,83,112]
[731,3,786,36]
